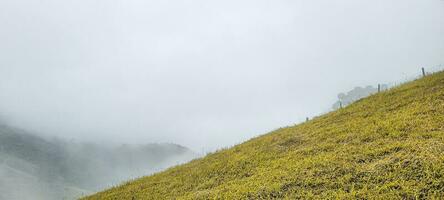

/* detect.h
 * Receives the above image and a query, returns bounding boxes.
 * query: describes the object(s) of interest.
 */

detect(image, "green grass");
[83,71,444,199]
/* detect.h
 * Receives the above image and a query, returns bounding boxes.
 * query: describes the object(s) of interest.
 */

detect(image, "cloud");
[0,0,443,151]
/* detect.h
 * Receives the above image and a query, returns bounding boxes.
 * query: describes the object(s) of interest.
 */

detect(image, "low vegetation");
[84,71,444,199]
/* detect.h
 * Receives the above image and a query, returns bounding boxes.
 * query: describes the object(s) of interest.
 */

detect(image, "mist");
[0,124,196,199]
[0,0,443,199]
[1,0,443,152]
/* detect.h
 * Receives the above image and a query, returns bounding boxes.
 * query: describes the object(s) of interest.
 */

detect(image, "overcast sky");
[0,0,443,151]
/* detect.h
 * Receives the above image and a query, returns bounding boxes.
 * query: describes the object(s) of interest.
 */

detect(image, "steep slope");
[84,71,444,199]
[0,125,73,200]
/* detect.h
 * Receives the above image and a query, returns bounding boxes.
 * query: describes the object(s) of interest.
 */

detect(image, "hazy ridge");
[0,124,196,200]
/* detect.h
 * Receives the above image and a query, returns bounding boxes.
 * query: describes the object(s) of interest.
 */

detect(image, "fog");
[0,123,197,199]
[0,0,443,153]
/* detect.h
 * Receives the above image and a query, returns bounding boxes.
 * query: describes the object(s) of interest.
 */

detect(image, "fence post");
[378,84,381,93]
[306,117,309,122]
[339,101,343,109]
[422,67,426,77]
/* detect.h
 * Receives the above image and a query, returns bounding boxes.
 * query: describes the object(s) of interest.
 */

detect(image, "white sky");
[0,0,443,151]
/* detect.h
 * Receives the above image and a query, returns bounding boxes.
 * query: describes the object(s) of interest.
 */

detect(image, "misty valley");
[0,123,196,200]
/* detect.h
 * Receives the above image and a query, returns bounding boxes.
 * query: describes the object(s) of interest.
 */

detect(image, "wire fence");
[307,64,444,121]
[383,64,444,90]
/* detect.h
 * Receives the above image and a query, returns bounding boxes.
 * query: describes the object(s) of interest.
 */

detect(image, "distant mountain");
[0,124,196,200]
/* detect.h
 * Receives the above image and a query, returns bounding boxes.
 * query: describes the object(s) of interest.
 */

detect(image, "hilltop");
[84,71,444,199]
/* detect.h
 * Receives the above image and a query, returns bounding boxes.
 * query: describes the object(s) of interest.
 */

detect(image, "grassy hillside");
[84,71,444,199]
